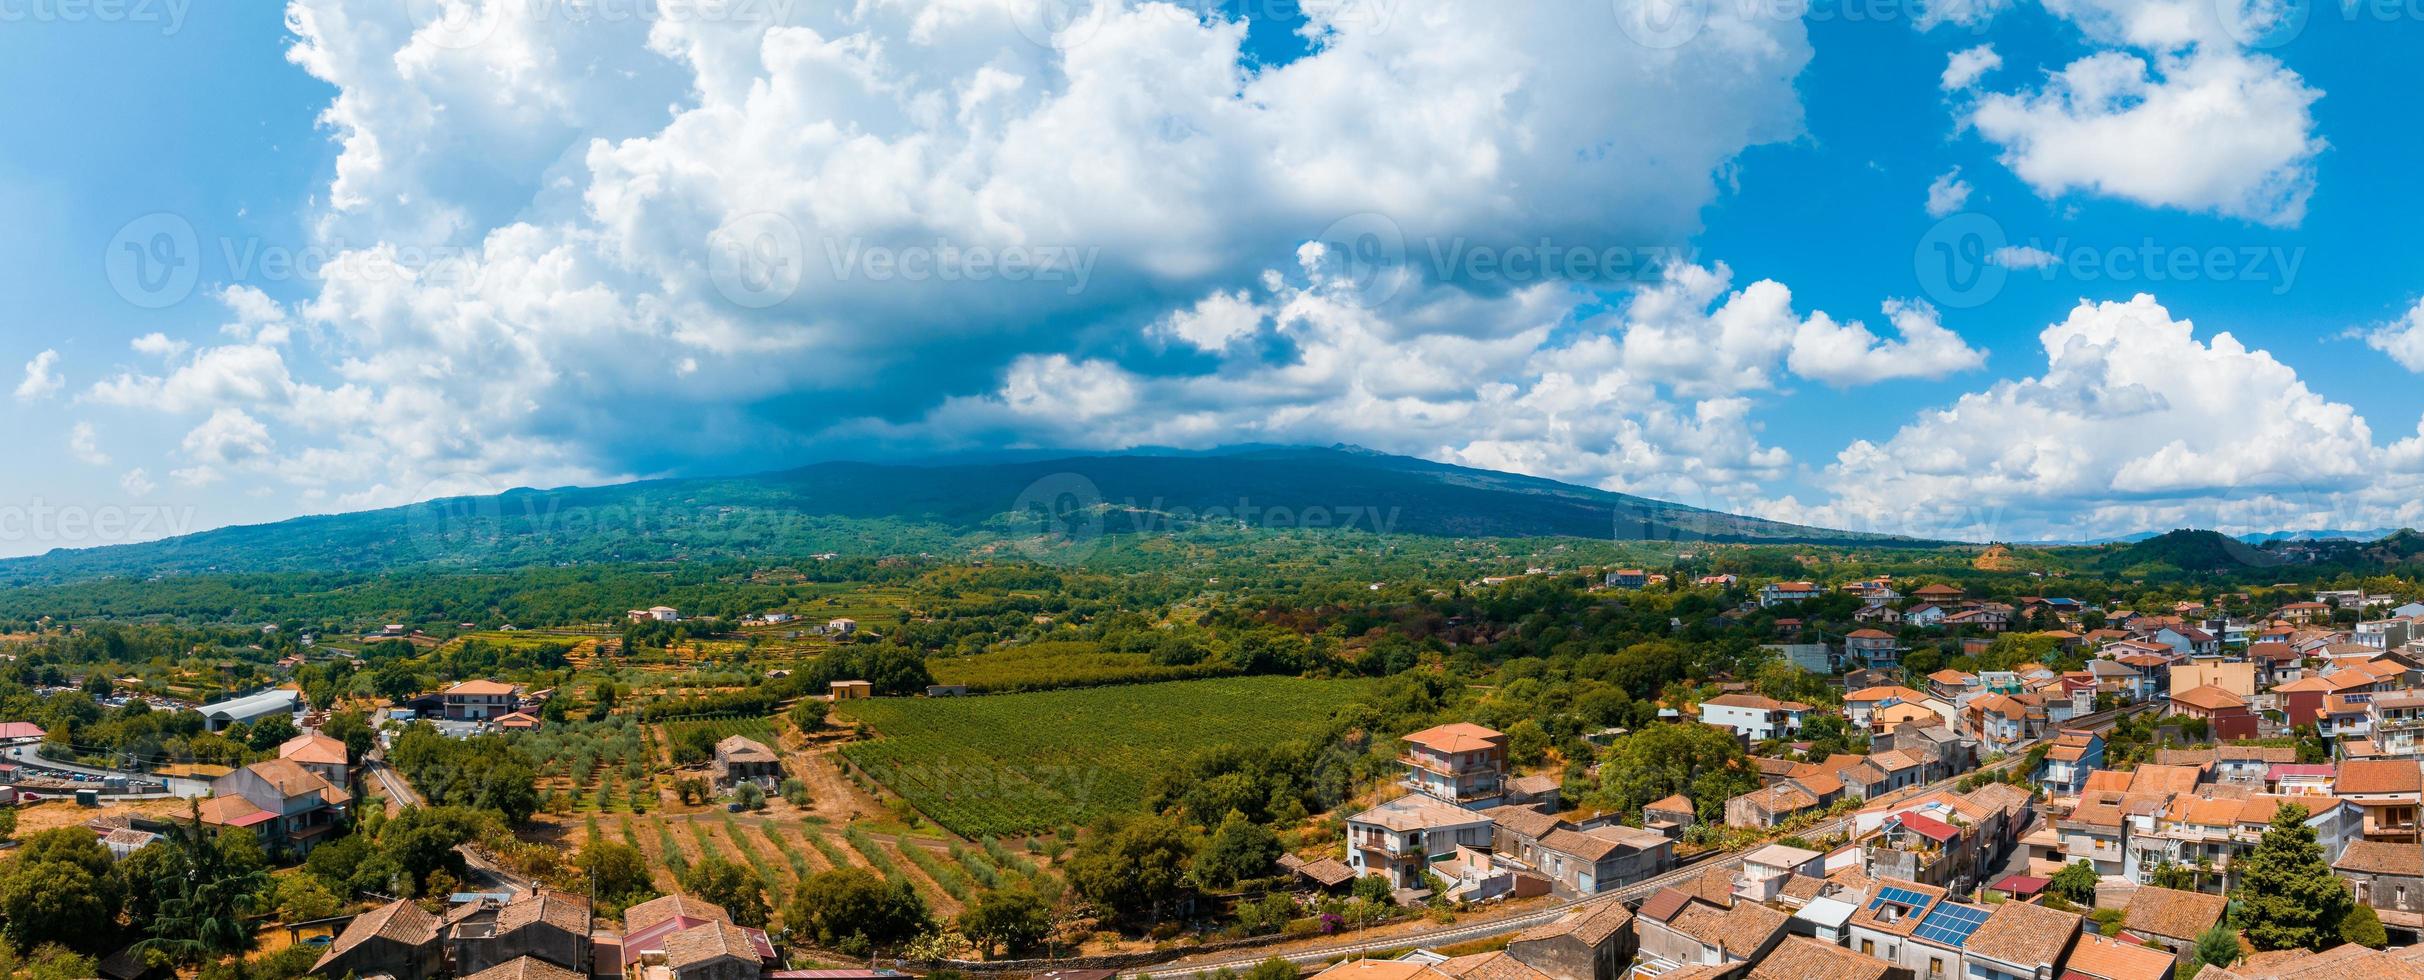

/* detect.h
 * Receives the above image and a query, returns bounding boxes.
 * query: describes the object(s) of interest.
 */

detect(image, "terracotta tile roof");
[1637,888,1694,923]
[1515,902,1633,946]
[1310,962,1448,980]
[1351,793,1494,833]
[2066,932,2177,980]
[661,921,760,970]
[314,898,438,972]
[2081,770,2135,795]
[278,733,348,766]
[1870,749,1920,772]
[1645,794,1695,816]
[2336,759,2421,794]
[1402,723,1506,753]
[1929,669,1977,684]
[1846,685,1926,703]
[497,889,592,937]
[2171,685,2248,712]
[461,956,585,980]
[196,794,271,826]
[1750,936,1891,980]
[1963,899,2080,968]
[2122,886,2226,941]
[2334,839,2424,876]
[623,894,729,933]
[1850,877,1946,937]
[1666,900,1787,958]
[1481,804,1564,840]
[2127,764,2205,796]
[1296,857,1356,887]
[1433,952,1552,980]
[714,735,778,763]
[1688,865,1740,907]
[446,679,517,696]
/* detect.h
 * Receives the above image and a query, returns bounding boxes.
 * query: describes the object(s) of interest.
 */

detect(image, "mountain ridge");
[0,446,1919,585]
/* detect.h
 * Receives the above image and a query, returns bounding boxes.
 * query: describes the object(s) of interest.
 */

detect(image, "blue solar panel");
[1912,904,1991,947]
[1870,885,1933,910]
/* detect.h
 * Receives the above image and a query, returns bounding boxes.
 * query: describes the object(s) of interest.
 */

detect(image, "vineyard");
[591,812,1064,918]
[925,640,1232,693]
[837,676,1371,837]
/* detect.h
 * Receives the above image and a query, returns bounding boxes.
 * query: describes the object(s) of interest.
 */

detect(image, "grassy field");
[837,676,1371,837]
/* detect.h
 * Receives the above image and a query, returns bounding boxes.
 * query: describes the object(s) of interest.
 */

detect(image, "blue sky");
[4,0,2424,557]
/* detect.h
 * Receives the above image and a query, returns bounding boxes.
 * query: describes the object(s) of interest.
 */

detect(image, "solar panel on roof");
[1870,885,1933,910]
[1912,904,1991,947]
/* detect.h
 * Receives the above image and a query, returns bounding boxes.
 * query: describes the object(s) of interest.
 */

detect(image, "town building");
[1398,723,1510,806]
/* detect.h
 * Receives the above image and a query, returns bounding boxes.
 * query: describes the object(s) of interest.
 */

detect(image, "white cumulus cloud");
[15,350,61,401]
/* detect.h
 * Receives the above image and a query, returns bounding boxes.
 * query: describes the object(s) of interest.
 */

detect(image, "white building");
[1698,694,1812,742]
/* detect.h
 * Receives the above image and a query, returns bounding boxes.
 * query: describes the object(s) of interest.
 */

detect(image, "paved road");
[1138,703,2154,979]
[365,750,535,896]
[3,743,210,797]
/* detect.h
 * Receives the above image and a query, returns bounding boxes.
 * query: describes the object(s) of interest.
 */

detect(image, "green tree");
[784,867,931,952]
[677,857,770,928]
[788,698,830,733]
[2050,860,2100,905]
[1193,811,1281,891]
[959,887,1052,958]
[322,710,375,761]
[1587,722,1756,822]
[1063,814,1199,922]
[2233,803,2351,951]
[244,713,299,752]
[1504,720,1550,767]
[2338,906,2388,949]
[576,840,659,913]
[139,821,274,964]
[1245,957,1301,980]
[0,828,122,952]
[2189,923,2241,973]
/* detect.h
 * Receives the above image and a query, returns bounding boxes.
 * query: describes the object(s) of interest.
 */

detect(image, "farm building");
[197,689,300,733]
[830,680,874,700]
[712,736,782,787]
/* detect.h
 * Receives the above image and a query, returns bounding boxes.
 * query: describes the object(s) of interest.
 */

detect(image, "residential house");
[313,898,442,980]
[2168,685,2258,740]
[1857,605,1907,626]
[1633,892,1790,977]
[2125,793,2360,893]
[2054,791,2132,876]
[1965,695,2034,754]
[461,958,584,980]
[2338,759,2421,842]
[1502,902,1638,980]
[2168,663,2256,701]
[1944,608,2011,633]
[277,733,350,789]
[2152,626,2222,658]
[1751,936,1893,980]
[1929,670,1981,703]
[2248,643,2304,689]
[2086,659,2148,703]
[711,736,781,788]
[619,895,774,980]
[1698,694,1812,743]
[1347,793,1497,889]
[1845,686,1928,728]
[1760,582,1823,608]
[2368,689,2424,759]
[1607,569,1648,589]
[2267,764,2336,796]
[1846,631,1905,668]
[1844,878,1957,975]
[451,889,594,977]
[2334,839,2423,943]
[1734,844,1826,904]
[1912,584,1966,603]
[2062,933,2175,980]
[205,758,349,855]
[2118,886,2227,966]
[1961,899,2080,980]
[1399,723,1511,806]
[1842,750,1927,801]
[2153,745,2296,786]
[829,679,874,700]
[1864,811,1976,892]
[443,680,519,721]
[1725,782,1824,830]
[1527,824,1676,896]
[1643,795,1696,839]
[2038,730,2106,798]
